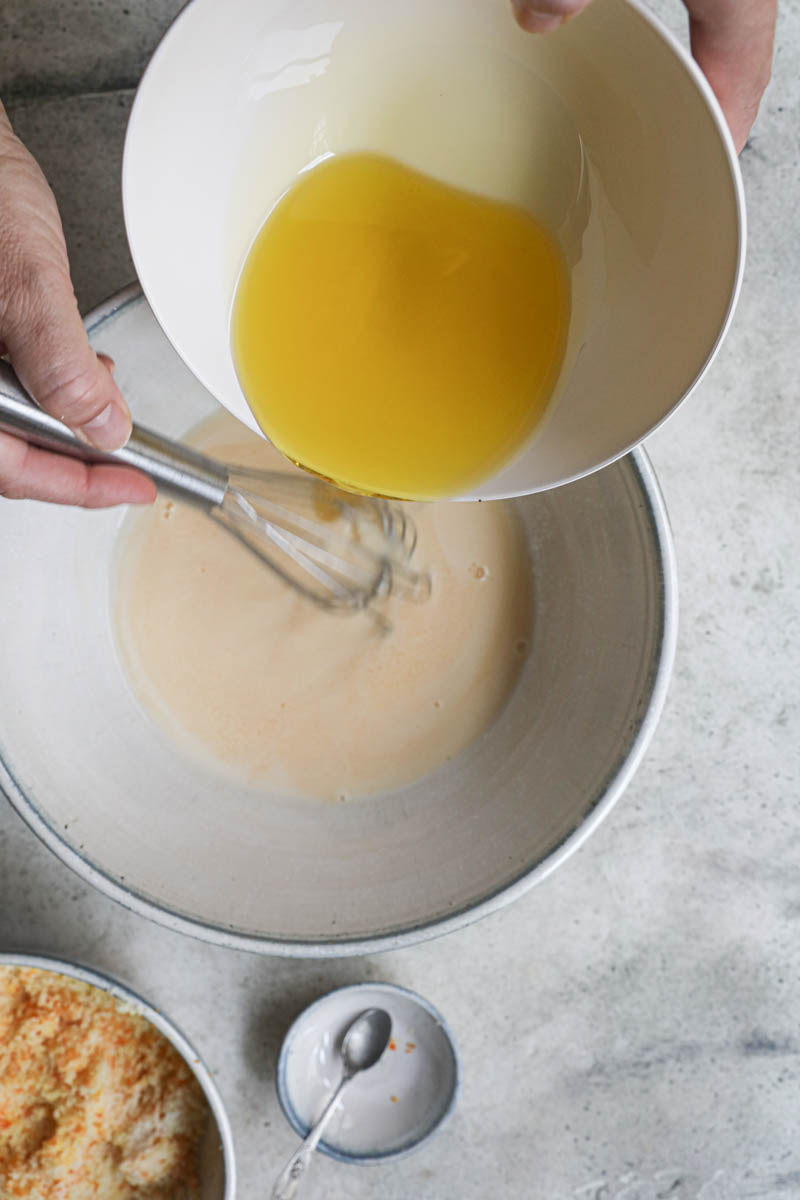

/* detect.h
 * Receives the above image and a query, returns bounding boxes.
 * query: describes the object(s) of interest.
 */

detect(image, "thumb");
[0,106,132,451]
[3,278,132,451]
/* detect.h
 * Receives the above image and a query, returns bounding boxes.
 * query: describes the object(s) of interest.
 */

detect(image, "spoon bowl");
[341,1007,394,1074]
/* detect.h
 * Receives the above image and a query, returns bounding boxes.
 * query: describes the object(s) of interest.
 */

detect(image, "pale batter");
[113,412,532,801]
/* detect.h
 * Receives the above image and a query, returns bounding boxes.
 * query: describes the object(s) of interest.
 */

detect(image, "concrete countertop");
[1,3,799,1197]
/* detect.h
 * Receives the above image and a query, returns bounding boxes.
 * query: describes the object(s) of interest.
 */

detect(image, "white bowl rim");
[120,0,746,501]
[0,286,679,957]
[275,980,462,1164]
[601,0,747,468]
[0,949,237,1199]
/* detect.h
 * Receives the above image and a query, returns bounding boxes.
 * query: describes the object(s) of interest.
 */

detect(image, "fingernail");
[511,2,564,32]
[75,401,131,450]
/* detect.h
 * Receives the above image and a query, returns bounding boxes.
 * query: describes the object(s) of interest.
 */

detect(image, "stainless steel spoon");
[271,1006,393,1200]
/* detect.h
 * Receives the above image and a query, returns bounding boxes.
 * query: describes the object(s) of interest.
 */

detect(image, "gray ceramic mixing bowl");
[0,289,676,955]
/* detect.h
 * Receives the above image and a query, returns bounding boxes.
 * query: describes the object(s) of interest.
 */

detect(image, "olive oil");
[231,152,569,499]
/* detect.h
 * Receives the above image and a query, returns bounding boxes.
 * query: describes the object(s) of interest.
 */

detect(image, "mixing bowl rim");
[0,949,237,1199]
[120,0,746,500]
[0,287,678,958]
[275,980,462,1164]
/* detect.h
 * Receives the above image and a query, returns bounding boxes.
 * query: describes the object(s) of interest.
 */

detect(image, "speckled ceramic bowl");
[0,951,235,1199]
[276,983,461,1163]
[0,290,676,955]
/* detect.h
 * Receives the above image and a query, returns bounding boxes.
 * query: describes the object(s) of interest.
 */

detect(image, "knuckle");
[68,471,92,507]
[0,228,30,328]
[0,221,64,335]
[0,250,72,363]
[37,363,104,425]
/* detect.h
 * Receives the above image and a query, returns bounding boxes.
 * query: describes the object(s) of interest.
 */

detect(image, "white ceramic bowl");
[123,0,743,499]
[276,983,460,1163]
[0,289,676,954]
[0,952,235,1199]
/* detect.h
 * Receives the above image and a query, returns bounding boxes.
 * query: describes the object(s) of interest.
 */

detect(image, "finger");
[0,431,157,508]
[684,0,777,152]
[0,117,132,451]
[511,0,589,33]
[3,293,132,452]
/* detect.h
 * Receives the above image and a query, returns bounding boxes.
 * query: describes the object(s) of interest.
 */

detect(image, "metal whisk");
[0,361,430,623]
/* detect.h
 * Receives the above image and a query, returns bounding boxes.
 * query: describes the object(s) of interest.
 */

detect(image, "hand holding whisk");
[0,360,430,627]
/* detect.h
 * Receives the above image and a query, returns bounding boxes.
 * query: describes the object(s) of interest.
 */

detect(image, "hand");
[0,102,156,506]
[511,0,777,154]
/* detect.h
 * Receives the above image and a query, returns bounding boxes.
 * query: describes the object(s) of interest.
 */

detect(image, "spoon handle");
[271,1073,352,1200]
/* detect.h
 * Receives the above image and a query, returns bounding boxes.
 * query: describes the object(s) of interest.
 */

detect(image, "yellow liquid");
[231,152,570,500]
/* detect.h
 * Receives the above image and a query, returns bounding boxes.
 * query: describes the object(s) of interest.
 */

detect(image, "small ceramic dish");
[276,983,461,1163]
[0,951,236,1200]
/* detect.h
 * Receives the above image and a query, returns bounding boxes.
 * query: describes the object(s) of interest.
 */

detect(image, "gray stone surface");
[1,1,181,99]
[2,3,800,1198]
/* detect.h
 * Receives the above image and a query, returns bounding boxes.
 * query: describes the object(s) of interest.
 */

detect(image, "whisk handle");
[0,359,228,508]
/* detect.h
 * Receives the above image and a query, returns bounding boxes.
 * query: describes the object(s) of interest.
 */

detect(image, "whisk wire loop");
[212,470,430,623]
[0,361,430,626]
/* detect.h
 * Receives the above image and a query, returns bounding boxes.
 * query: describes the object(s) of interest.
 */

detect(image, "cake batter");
[113,412,532,801]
